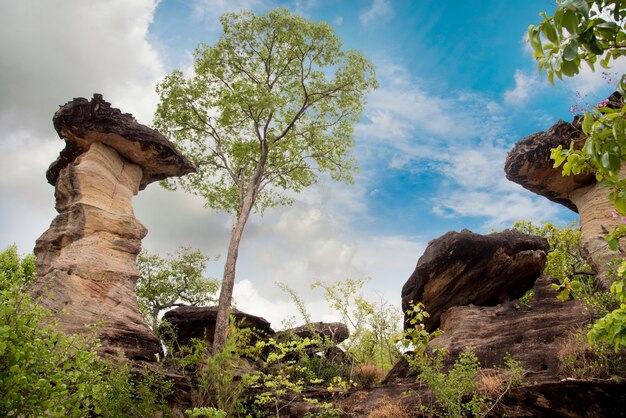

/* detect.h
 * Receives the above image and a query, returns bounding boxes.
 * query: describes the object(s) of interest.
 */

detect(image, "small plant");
[394,301,441,353]
[185,406,228,417]
[189,325,256,416]
[410,349,488,418]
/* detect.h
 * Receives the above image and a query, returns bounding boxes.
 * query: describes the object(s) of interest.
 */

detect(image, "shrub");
[0,246,172,417]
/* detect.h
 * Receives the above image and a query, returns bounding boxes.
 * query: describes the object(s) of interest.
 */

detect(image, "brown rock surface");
[31,95,194,361]
[504,119,593,212]
[162,305,275,349]
[430,276,583,383]
[401,229,548,331]
[496,379,626,418]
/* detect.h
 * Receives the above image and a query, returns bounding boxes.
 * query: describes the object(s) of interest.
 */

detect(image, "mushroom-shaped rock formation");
[161,306,275,351]
[505,92,625,290]
[401,229,548,332]
[32,94,195,362]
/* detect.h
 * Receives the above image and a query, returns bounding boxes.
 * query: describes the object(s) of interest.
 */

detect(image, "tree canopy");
[154,8,377,353]
[136,247,219,331]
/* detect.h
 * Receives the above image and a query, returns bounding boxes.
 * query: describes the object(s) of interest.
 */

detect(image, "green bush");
[0,245,172,417]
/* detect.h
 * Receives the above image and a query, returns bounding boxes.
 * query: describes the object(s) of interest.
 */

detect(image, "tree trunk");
[212,198,255,354]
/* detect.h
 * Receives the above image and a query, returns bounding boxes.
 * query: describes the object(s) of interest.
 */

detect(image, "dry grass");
[555,328,625,379]
[368,397,410,418]
[475,369,506,399]
[353,364,386,386]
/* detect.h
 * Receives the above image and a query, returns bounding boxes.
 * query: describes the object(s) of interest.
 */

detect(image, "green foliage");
[154,7,377,214]
[96,363,173,418]
[394,301,440,354]
[0,244,35,288]
[136,246,220,330]
[185,406,228,418]
[558,328,626,378]
[0,246,172,417]
[312,278,402,370]
[410,349,487,418]
[529,0,626,84]
[588,279,626,351]
[513,221,597,302]
[528,0,626,353]
[512,220,591,284]
[182,328,255,416]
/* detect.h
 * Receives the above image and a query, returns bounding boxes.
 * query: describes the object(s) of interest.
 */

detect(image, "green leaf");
[563,41,579,61]
[543,23,559,43]
[570,0,589,18]
[562,9,579,35]
[560,59,579,77]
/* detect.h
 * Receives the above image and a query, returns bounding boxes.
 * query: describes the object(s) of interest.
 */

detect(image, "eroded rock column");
[31,94,195,361]
[504,108,625,290]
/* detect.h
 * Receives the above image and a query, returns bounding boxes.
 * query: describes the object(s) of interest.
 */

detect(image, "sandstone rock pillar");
[504,108,624,291]
[32,94,195,361]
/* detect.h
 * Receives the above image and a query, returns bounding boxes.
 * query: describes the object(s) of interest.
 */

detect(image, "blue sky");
[0,0,622,327]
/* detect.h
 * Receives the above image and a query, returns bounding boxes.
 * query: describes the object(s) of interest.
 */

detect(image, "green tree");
[136,246,220,330]
[529,0,626,350]
[512,221,595,299]
[154,8,377,353]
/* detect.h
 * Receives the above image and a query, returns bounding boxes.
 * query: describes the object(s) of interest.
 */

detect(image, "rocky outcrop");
[162,306,275,350]
[504,119,593,212]
[401,229,548,331]
[430,276,583,383]
[278,322,349,344]
[496,379,626,418]
[505,94,625,290]
[31,94,194,361]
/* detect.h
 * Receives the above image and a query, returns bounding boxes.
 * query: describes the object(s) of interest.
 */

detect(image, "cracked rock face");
[31,94,195,361]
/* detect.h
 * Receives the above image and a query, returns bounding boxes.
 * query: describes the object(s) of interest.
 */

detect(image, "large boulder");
[162,305,275,350]
[401,229,548,331]
[31,94,194,361]
[278,322,350,344]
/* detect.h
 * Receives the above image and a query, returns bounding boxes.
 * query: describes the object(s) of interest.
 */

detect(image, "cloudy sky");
[0,0,620,329]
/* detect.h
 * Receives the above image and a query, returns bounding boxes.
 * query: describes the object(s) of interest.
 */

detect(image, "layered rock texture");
[162,306,275,350]
[32,94,194,361]
[505,93,625,290]
[401,229,549,331]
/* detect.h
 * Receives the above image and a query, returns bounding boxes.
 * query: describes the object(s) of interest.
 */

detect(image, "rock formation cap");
[504,92,622,212]
[47,93,195,189]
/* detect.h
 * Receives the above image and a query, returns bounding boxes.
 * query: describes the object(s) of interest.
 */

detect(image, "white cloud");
[503,70,541,106]
[432,189,564,230]
[359,0,394,26]
[0,0,165,253]
[0,0,163,131]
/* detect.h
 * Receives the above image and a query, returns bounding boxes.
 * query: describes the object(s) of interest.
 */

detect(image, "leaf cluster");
[529,0,626,83]
[154,8,377,215]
